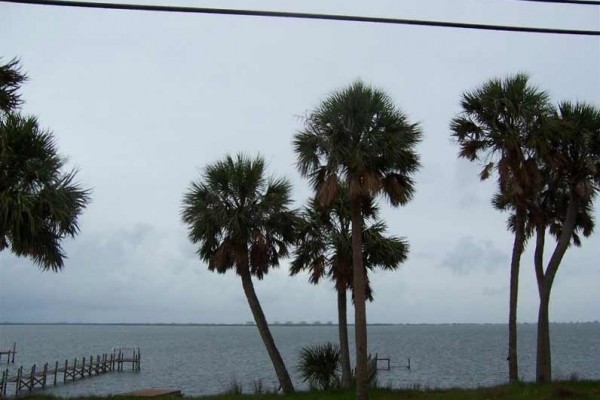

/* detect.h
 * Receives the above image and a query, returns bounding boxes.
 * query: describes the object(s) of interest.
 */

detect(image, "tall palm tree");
[294,81,421,400]
[181,154,297,393]
[450,74,551,382]
[291,189,408,388]
[530,101,600,382]
[0,59,90,271]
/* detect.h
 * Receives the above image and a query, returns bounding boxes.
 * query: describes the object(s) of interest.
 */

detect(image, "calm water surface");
[0,324,598,396]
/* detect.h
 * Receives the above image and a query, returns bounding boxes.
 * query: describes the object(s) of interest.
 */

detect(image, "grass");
[17,381,600,400]
[207,382,600,400]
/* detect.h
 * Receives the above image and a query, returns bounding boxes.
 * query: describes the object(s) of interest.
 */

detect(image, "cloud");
[439,236,508,276]
[482,286,508,296]
[0,224,241,323]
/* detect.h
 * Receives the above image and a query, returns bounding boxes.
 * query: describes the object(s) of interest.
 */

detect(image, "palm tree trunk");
[337,287,352,388]
[240,271,294,393]
[536,285,552,383]
[351,194,368,400]
[508,210,526,383]
[534,197,579,383]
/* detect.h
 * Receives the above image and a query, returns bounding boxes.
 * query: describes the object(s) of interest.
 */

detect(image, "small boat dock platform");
[375,353,411,370]
[0,344,16,365]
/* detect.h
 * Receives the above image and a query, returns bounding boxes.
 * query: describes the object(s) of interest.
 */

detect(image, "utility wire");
[1,0,599,36]
[512,0,600,6]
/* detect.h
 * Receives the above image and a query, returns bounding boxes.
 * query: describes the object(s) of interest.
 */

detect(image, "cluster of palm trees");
[0,58,90,271]
[3,55,598,400]
[451,74,600,384]
[181,77,599,399]
[181,81,421,398]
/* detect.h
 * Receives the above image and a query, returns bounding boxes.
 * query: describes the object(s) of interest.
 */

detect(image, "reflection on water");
[0,324,598,396]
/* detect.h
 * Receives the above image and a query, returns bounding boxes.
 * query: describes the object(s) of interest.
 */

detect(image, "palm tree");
[0,59,90,271]
[291,189,408,388]
[181,154,297,393]
[530,101,600,382]
[450,74,551,382]
[294,81,421,400]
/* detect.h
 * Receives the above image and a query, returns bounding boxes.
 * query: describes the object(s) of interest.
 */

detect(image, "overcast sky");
[0,0,598,324]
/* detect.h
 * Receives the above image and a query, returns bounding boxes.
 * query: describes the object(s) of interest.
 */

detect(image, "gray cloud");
[482,286,508,297]
[440,236,508,276]
[0,0,598,323]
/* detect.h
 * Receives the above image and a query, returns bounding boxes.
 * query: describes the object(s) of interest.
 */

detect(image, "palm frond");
[0,112,90,271]
[0,58,27,113]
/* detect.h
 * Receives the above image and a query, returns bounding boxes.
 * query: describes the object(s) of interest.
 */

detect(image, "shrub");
[297,343,341,390]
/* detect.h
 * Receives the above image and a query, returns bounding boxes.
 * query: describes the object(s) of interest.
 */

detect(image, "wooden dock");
[0,347,140,397]
[0,344,16,365]
[375,353,411,370]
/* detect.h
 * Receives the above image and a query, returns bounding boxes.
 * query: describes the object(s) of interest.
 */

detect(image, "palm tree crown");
[291,189,408,299]
[294,80,421,205]
[450,73,552,209]
[551,101,600,205]
[181,154,298,278]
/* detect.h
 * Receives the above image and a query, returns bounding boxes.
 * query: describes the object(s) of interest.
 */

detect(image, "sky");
[0,0,598,324]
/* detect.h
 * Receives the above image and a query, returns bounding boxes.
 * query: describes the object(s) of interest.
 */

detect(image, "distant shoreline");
[0,321,597,326]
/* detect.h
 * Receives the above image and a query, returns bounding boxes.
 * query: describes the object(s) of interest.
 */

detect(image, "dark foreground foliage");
[16,380,600,400]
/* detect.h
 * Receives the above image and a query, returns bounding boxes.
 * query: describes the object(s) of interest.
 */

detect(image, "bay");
[0,323,598,397]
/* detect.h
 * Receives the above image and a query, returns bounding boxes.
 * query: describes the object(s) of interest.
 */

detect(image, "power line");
[512,0,600,5]
[1,0,599,36]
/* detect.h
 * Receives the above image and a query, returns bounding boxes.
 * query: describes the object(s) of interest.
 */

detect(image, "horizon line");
[1,321,597,326]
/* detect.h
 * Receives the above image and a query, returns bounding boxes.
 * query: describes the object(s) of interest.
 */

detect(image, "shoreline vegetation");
[14,382,600,400]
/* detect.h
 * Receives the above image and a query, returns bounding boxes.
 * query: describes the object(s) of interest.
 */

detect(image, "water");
[0,323,598,396]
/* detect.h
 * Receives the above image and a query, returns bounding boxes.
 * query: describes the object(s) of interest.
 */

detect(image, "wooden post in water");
[15,366,22,394]
[63,359,68,383]
[11,343,15,364]
[54,361,59,386]
[72,359,77,382]
[3,368,8,397]
[407,357,411,370]
[1,369,7,397]
[29,364,36,392]
[42,363,48,388]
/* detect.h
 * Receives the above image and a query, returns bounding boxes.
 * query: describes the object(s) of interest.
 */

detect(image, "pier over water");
[0,347,140,397]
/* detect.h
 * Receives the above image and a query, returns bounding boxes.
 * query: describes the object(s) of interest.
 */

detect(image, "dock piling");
[53,361,58,386]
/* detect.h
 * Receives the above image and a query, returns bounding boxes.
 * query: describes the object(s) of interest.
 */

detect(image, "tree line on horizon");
[2,58,599,400]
